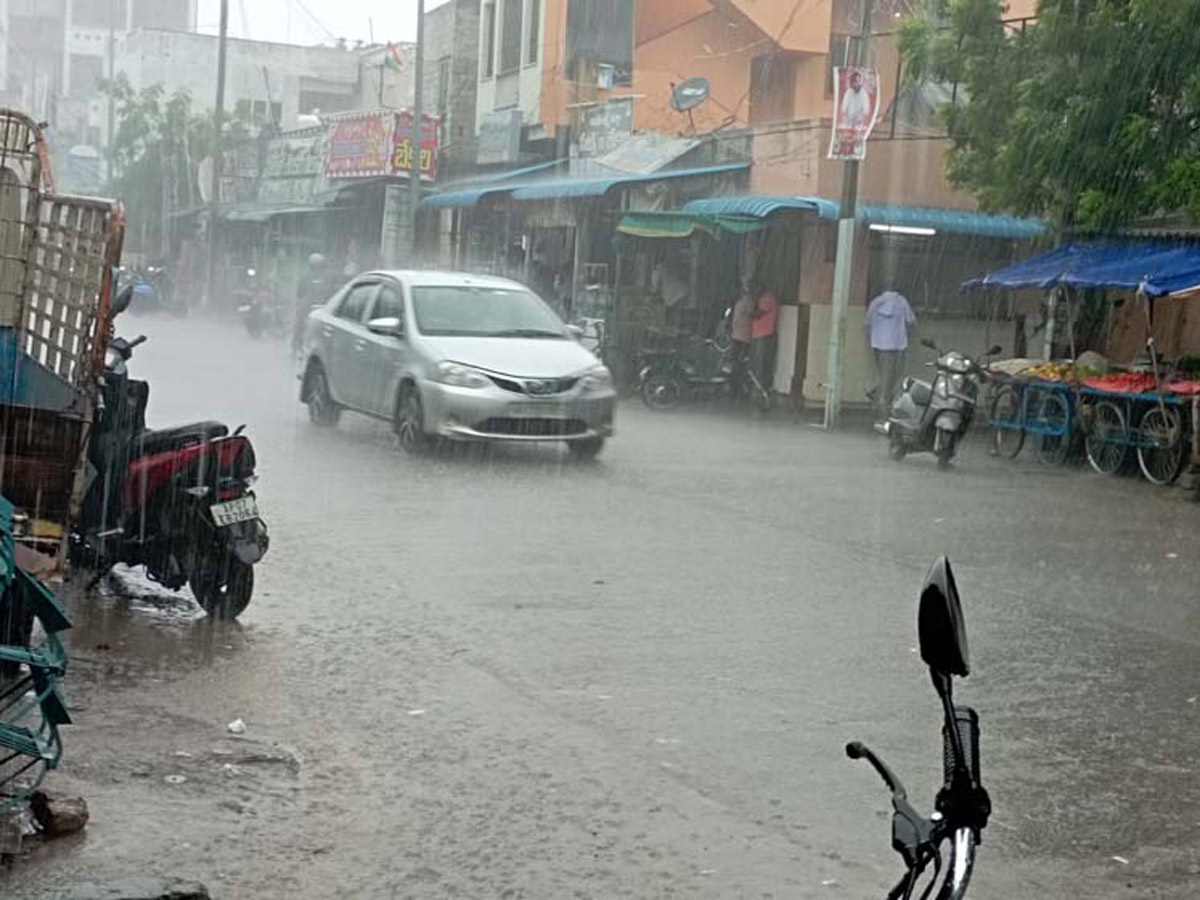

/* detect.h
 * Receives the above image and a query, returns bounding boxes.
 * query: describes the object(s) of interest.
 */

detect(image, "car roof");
[363,270,529,291]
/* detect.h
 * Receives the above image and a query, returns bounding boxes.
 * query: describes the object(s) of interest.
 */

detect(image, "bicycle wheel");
[989,384,1025,459]
[1085,400,1128,475]
[1032,389,1071,464]
[1137,406,1185,485]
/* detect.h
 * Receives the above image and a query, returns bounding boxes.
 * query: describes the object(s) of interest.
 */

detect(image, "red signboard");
[323,110,439,182]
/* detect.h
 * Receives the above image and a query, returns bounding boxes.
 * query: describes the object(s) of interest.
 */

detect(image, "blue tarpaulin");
[963,241,1200,297]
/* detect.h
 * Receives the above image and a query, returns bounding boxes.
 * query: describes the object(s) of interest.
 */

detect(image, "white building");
[475,0,548,159]
[114,28,361,131]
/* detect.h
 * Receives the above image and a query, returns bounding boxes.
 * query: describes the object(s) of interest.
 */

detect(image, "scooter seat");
[137,421,228,456]
[904,378,933,408]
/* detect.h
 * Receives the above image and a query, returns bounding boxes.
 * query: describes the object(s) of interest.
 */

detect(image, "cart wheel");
[989,384,1025,459]
[1032,389,1071,464]
[1137,406,1185,485]
[1085,400,1128,475]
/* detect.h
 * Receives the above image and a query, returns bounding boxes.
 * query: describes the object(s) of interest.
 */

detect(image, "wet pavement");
[4,313,1200,898]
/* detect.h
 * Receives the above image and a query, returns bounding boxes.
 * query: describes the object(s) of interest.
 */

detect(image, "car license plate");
[210,496,259,527]
[512,402,566,417]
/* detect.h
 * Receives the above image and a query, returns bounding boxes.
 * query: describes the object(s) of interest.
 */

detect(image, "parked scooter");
[638,326,771,412]
[848,556,990,899]
[878,339,1000,469]
[236,268,288,339]
[144,262,187,317]
[74,286,268,618]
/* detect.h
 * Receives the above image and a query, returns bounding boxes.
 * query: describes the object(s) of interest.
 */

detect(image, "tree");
[898,0,1200,230]
[101,74,256,255]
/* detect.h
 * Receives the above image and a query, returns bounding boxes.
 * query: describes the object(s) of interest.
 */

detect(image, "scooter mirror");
[566,324,584,340]
[920,337,937,350]
[918,556,969,678]
[111,284,134,316]
[986,345,1003,356]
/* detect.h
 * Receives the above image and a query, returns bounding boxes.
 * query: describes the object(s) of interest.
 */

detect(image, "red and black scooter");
[75,286,268,617]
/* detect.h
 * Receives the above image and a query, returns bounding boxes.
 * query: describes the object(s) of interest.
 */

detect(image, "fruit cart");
[988,373,1079,464]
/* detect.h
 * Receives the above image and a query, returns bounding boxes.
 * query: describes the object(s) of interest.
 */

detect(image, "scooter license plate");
[209,497,259,527]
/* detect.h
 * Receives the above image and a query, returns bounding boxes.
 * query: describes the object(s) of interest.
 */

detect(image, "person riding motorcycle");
[292,252,334,354]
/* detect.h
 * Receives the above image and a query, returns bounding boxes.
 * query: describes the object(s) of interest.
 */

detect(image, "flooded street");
[5,314,1200,899]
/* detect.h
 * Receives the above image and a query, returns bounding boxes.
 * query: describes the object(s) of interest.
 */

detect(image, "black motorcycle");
[878,339,1000,469]
[75,286,268,618]
[638,333,772,412]
[849,556,990,899]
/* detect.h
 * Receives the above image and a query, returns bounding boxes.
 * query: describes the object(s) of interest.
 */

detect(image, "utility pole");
[409,0,425,257]
[823,0,874,430]
[205,0,229,310]
[106,0,117,180]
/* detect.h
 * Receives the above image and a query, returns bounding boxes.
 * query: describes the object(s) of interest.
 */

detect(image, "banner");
[324,110,439,182]
[828,66,880,161]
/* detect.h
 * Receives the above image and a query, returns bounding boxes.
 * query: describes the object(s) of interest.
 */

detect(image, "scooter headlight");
[948,373,968,394]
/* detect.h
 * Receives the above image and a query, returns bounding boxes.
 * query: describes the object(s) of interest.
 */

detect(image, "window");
[372,285,405,325]
[436,57,451,116]
[411,286,566,337]
[527,0,540,64]
[565,0,633,85]
[500,0,524,73]
[482,1,496,78]
[749,54,797,125]
[337,284,377,323]
[69,54,105,97]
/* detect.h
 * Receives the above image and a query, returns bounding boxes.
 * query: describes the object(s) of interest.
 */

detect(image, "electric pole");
[823,0,874,430]
[409,0,425,257]
[205,0,229,309]
[106,0,117,180]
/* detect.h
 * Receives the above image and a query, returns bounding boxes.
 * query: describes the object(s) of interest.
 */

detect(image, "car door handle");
[354,339,367,352]
[322,326,334,338]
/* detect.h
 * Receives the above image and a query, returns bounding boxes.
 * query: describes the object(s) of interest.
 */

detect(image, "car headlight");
[434,361,491,389]
[579,365,613,393]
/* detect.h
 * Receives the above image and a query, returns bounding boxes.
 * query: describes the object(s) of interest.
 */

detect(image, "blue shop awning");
[685,194,840,220]
[963,241,1200,298]
[507,162,749,202]
[684,194,1046,239]
[419,186,516,209]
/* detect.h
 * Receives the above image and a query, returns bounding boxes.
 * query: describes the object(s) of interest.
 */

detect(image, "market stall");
[965,241,1200,491]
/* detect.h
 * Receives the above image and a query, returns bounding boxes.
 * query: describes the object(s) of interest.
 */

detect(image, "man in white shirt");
[840,70,871,130]
[865,289,917,419]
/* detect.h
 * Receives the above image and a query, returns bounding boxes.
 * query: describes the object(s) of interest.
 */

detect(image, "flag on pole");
[384,42,405,72]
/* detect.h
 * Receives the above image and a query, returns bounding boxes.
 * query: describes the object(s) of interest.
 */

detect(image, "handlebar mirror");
[920,338,937,350]
[986,344,1003,356]
[111,284,134,316]
[918,556,969,678]
[566,324,584,340]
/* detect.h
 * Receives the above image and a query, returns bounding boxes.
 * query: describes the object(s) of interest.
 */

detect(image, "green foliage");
[898,0,1200,230]
[101,74,255,252]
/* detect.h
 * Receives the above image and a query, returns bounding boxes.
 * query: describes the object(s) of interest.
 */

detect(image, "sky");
[196,0,449,46]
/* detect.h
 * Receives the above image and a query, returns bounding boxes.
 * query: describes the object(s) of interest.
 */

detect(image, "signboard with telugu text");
[323,110,439,182]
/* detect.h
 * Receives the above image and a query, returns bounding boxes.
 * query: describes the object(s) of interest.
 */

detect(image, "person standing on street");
[750,284,780,394]
[730,280,757,363]
[866,288,916,419]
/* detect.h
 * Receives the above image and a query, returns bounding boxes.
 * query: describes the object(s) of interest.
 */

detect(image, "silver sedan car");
[299,270,616,457]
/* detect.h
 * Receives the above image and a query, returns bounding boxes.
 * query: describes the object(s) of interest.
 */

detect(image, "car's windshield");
[411,285,567,338]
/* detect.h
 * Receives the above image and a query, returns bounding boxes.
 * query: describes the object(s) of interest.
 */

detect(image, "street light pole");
[205,0,229,310]
[409,0,425,257]
[823,0,874,430]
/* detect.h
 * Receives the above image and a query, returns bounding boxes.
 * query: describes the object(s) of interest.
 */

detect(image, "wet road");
[6,314,1200,899]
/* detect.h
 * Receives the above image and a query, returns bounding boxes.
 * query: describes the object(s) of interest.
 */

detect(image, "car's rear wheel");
[395,386,434,454]
[568,437,605,460]
[305,362,341,427]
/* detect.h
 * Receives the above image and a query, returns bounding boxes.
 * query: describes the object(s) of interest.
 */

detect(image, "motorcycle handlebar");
[942,706,981,792]
[128,335,148,350]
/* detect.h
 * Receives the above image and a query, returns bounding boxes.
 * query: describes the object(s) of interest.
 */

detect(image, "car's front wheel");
[305,362,341,427]
[395,386,434,454]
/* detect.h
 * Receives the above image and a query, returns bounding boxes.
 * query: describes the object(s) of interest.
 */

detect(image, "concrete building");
[114,28,360,130]
[422,0,480,179]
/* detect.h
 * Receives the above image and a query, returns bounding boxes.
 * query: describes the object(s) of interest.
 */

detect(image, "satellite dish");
[671,77,710,113]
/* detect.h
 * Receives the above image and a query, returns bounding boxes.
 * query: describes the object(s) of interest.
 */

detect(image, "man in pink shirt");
[750,285,780,395]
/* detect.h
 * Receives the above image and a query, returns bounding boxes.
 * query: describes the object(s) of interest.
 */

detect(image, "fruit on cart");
[1022,362,1101,381]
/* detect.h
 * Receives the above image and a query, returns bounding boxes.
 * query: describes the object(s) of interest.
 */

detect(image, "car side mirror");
[920,337,937,350]
[367,316,404,338]
[566,324,584,340]
[986,344,1003,356]
[111,284,134,316]
[918,556,969,679]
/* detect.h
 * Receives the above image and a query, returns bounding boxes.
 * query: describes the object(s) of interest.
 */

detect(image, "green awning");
[616,210,765,239]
